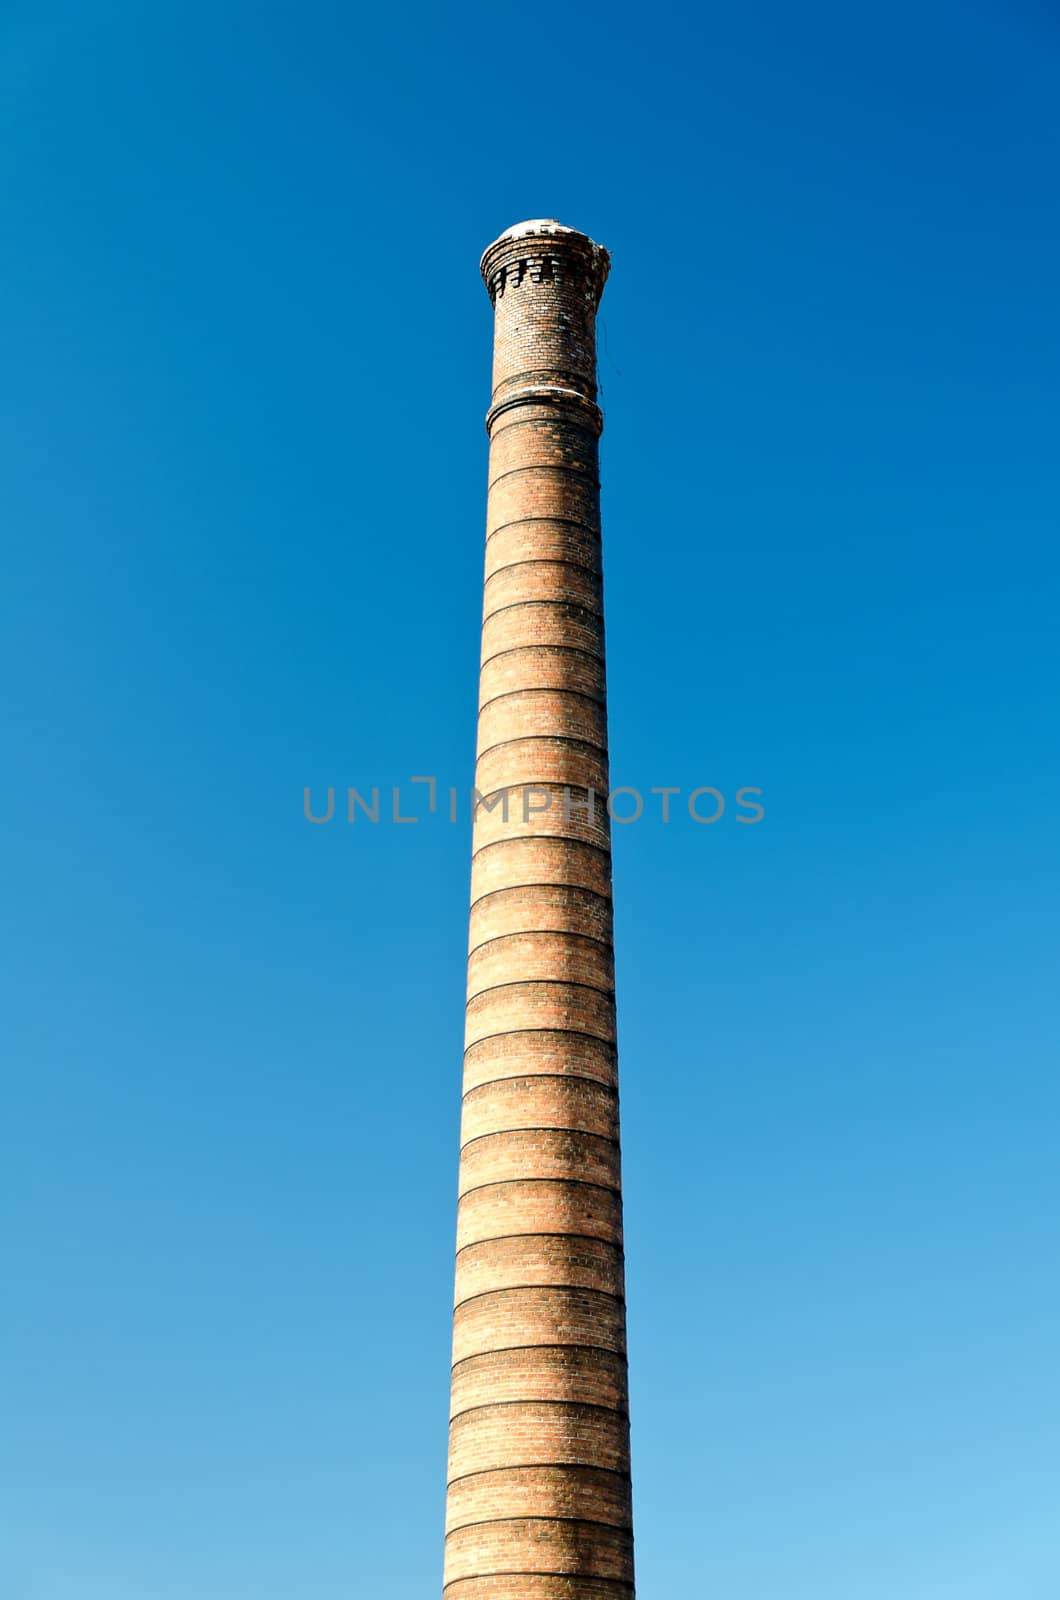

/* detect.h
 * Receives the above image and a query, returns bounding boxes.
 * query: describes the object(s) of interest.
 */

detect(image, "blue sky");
[3,2,1059,1595]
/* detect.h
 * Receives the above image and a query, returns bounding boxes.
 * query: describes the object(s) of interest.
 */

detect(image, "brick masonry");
[444,221,634,1597]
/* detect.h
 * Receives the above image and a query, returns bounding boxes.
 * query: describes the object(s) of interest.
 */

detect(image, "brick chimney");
[445,221,635,1599]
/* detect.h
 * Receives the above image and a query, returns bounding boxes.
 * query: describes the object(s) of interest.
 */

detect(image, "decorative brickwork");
[444,221,634,1597]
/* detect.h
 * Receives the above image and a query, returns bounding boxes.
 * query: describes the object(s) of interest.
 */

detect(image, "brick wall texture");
[445,221,634,1599]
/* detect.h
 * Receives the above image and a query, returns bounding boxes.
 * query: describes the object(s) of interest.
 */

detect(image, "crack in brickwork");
[445,221,633,1597]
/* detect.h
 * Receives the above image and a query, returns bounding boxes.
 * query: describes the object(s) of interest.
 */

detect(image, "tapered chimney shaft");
[444,221,634,1600]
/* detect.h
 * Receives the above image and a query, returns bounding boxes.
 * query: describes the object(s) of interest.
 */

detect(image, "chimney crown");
[480,218,610,308]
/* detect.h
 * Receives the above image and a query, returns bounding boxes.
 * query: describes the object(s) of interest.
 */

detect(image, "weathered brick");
[460,1073,619,1143]
[475,739,610,810]
[445,1464,632,1535]
[449,1348,629,1420]
[478,642,605,709]
[445,1580,632,1600]
[480,601,605,664]
[444,1519,633,1585]
[470,838,613,904]
[465,981,616,1052]
[452,1286,626,1366]
[469,885,613,952]
[456,1179,623,1253]
[454,1234,625,1304]
[462,1030,618,1096]
[457,1128,621,1196]
[467,931,614,1002]
[448,1400,629,1478]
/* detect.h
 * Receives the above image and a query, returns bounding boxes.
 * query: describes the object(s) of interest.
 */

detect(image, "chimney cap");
[481,217,602,254]
[480,220,610,305]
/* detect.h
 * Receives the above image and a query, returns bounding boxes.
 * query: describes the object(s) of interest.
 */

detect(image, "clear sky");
[3,2,1059,1596]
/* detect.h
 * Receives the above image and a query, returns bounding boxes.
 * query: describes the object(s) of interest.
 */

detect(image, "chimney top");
[480,220,610,307]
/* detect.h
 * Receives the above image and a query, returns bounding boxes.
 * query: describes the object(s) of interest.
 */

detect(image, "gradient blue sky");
[3,2,1059,1596]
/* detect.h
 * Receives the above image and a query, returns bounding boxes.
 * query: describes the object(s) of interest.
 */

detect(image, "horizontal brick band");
[477,686,608,758]
[486,514,601,542]
[470,840,612,904]
[485,531,601,589]
[458,1127,620,1195]
[487,479,601,542]
[474,734,608,770]
[482,556,598,587]
[480,678,605,716]
[444,1577,633,1600]
[486,391,603,438]
[462,1071,618,1106]
[487,407,600,441]
[478,680,605,724]
[478,643,605,707]
[451,1286,626,1364]
[480,600,605,662]
[456,1180,623,1252]
[445,1463,632,1535]
[488,462,598,492]
[460,1073,618,1141]
[467,973,613,1006]
[484,559,602,621]
[469,886,613,952]
[448,1399,630,1478]
[467,932,615,1004]
[472,794,611,856]
[465,982,616,1051]
[449,1395,627,1429]
[462,1031,617,1095]
[444,1516,633,1584]
[468,925,612,962]
[488,419,600,478]
[450,1345,629,1419]
[488,403,601,438]
[490,365,598,399]
[454,1234,625,1306]
[475,737,610,802]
